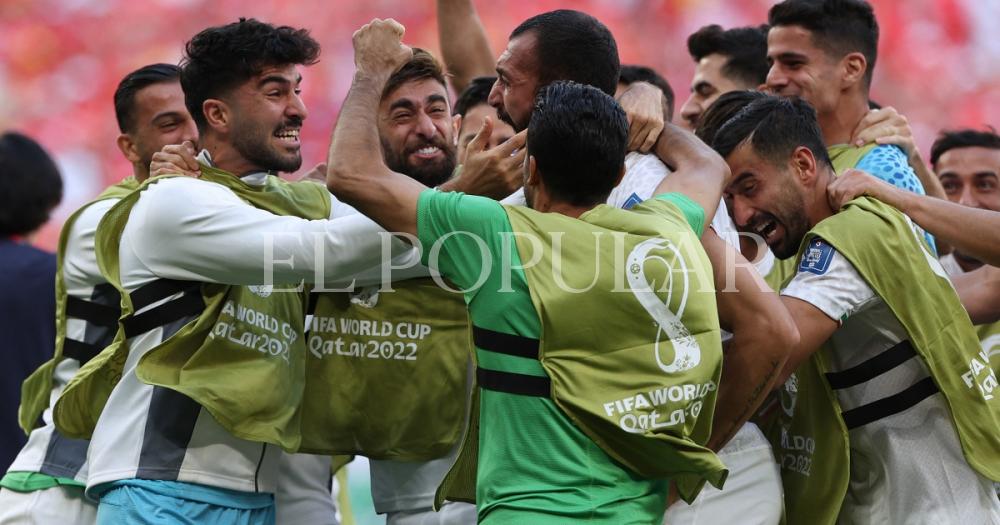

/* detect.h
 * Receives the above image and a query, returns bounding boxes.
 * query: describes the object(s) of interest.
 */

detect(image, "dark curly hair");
[180,18,320,131]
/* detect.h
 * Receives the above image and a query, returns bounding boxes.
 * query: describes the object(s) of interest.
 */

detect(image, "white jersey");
[8,198,120,484]
[782,239,1000,524]
[606,152,742,248]
[85,172,418,497]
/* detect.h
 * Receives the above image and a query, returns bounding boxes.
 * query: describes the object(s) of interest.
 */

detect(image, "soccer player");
[764,0,939,251]
[328,19,795,524]
[710,94,1000,524]
[827,132,1000,325]
[679,24,770,130]
[0,64,195,525]
[49,19,417,524]
[308,48,478,525]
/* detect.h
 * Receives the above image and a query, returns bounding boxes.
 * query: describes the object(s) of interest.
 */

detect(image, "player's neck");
[820,93,868,147]
[200,135,264,177]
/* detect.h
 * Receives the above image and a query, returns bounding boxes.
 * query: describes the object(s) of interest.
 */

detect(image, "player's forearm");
[910,152,947,201]
[952,265,1000,324]
[702,231,796,450]
[437,0,496,92]
[901,190,1000,266]
[327,72,394,207]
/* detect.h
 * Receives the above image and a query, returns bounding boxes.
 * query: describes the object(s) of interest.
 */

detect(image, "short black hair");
[618,64,675,121]
[382,48,448,102]
[686,24,770,87]
[527,81,627,206]
[710,94,832,171]
[114,63,182,134]
[510,10,620,96]
[930,128,1000,169]
[180,18,320,131]
[695,90,769,146]
[453,76,496,117]
[768,0,879,88]
[0,133,63,236]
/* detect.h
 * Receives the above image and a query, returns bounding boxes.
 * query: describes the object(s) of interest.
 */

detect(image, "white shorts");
[663,424,782,525]
[0,485,97,525]
[385,500,477,525]
[275,453,338,525]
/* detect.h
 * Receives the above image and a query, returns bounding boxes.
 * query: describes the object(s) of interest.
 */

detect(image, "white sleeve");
[122,178,418,287]
[63,198,118,291]
[606,152,666,209]
[500,188,526,206]
[780,238,878,322]
[707,199,742,250]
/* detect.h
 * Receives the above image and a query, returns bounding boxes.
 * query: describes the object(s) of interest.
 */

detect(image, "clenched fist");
[352,19,413,78]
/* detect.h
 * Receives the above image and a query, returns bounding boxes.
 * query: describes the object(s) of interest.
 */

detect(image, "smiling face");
[227,63,307,173]
[378,77,457,187]
[488,32,542,132]
[679,53,746,129]
[724,141,813,259]
[123,80,198,176]
[765,25,843,116]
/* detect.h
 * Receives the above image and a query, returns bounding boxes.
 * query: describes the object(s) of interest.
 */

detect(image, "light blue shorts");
[96,479,275,525]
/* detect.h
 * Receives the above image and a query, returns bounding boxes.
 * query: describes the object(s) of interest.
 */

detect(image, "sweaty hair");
[768,0,879,88]
[710,95,832,170]
[114,63,181,133]
[695,90,769,146]
[686,24,770,87]
[930,128,1000,168]
[510,10,620,96]
[180,18,320,131]
[0,132,63,236]
[453,76,496,117]
[382,48,448,102]
[618,64,675,121]
[527,81,627,206]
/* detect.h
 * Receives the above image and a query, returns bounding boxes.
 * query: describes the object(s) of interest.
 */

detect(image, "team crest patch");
[622,192,643,210]
[349,286,380,309]
[799,239,834,275]
[248,284,273,298]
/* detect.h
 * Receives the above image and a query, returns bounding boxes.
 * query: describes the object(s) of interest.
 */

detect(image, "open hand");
[444,117,526,199]
[850,106,916,158]
[828,168,893,210]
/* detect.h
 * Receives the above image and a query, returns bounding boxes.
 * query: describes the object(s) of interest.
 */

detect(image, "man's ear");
[841,52,867,88]
[526,155,540,186]
[452,114,462,147]
[116,133,141,164]
[203,98,230,133]
[792,146,819,186]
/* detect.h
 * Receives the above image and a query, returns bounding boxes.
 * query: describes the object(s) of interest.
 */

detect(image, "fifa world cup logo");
[626,238,701,373]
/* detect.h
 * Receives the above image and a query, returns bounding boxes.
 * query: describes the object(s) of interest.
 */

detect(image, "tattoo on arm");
[711,358,782,450]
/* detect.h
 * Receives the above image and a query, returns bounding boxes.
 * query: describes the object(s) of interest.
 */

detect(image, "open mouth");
[411,145,442,159]
[752,216,781,245]
[274,128,300,145]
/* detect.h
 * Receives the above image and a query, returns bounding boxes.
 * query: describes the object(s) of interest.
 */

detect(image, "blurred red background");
[2,0,998,250]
